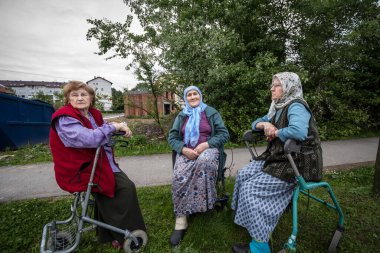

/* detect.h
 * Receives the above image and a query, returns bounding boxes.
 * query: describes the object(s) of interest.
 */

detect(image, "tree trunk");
[373,137,380,193]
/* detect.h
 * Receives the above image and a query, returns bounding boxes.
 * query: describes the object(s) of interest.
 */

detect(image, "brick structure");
[124,91,177,117]
[0,84,14,94]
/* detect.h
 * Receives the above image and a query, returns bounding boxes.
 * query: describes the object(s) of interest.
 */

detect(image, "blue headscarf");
[183,85,208,147]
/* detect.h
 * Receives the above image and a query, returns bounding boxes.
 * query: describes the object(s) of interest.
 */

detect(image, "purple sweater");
[181,111,211,149]
[55,114,120,172]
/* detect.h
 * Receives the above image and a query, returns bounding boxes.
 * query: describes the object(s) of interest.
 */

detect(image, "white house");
[1,77,114,111]
[0,80,64,102]
[86,77,113,111]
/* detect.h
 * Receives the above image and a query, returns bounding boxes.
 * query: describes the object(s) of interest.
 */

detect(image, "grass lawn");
[0,167,379,253]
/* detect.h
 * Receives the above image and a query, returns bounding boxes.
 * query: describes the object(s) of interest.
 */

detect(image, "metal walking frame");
[40,134,147,253]
[242,130,344,253]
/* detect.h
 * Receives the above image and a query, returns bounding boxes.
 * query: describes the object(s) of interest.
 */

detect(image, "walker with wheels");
[40,133,148,253]
[242,130,344,252]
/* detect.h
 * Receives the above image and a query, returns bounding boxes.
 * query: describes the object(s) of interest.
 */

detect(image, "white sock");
[174,216,188,230]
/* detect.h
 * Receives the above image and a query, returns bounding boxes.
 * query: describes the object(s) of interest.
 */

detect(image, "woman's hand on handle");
[112,122,133,138]
[256,122,278,141]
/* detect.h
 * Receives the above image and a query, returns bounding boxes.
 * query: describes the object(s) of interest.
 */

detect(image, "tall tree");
[87,0,379,141]
[290,0,380,138]
[111,88,125,111]
[87,0,283,139]
[131,50,168,138]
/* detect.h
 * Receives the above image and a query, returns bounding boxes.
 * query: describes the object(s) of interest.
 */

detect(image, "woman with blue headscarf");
[168,85,229,246]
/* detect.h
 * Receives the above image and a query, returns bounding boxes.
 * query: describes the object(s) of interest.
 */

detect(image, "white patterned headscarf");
[267,72,307,120]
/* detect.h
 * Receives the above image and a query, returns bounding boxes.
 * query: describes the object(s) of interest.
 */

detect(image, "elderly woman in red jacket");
[49,80,146,249]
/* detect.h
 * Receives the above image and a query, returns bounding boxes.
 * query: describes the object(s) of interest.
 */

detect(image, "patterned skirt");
[172,148,219,216]
[231,160,294,242]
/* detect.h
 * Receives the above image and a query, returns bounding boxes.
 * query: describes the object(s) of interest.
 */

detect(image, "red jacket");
[49,104,115,197]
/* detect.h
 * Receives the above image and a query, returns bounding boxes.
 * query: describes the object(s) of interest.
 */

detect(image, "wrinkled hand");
[182,147,199,160]
[264,123,277,141]
[113,122,133,138]
[194,142,209,155]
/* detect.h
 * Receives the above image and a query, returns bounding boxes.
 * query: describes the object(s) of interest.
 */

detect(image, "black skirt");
[93,171,146,243]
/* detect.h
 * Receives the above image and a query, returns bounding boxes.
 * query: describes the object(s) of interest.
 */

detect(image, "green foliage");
[0,144,52,166]
[111,88,125,111]
[131,82,150,91]
[0,139,171,167]
[53,91,64,109]
[94,94,104,111]
[1,167,379,252]
[32,90,53,104]
[87,0,379,141]
[292,0,380,138]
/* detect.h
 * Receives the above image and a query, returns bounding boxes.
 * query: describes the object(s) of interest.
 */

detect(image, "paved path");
[0,137,378,202]
[103,113,125,120]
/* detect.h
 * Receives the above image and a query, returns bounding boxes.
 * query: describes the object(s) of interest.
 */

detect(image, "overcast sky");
[0,0,142,90]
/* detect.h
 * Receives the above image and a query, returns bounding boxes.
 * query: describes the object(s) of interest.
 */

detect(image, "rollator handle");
[284,136,314,155]
[284,139,300,154]
[113,131,126,136]
[242,130,255,142]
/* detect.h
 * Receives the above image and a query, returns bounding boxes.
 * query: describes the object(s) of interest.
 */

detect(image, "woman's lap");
[94,171,146,243]
[172,148,219,216]
[232,160,294,242]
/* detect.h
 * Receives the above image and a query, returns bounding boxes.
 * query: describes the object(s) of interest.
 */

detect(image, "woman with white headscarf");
[168,85,229,246]
[231,72,322,253]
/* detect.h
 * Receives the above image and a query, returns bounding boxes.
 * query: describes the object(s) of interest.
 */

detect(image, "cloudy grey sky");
[0,0,142,90]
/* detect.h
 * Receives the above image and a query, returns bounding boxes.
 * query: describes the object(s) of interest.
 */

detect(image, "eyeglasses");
[70,93,89,99]
[270,84,282,89]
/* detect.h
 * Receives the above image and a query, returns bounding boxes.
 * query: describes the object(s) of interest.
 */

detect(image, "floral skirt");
[172,148,219,216]
[232,160,294,242]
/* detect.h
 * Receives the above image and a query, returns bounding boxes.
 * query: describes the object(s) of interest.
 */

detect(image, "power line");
[0,68,69,80]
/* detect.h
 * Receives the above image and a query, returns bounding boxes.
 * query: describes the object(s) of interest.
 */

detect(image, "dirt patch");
[107,115,176,141]
[107,116,165,140]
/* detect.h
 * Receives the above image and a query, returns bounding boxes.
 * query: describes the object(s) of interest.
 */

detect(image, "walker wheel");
[214,195,229,211]
[47,231,73,251]
[327,229,343,253]
[123,230,148,253]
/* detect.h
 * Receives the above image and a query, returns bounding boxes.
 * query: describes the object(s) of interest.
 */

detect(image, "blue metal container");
[0,93,55,151]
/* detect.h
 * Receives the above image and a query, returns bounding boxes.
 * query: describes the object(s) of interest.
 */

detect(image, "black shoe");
[231,243,250,253]
[169,229,187,246]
